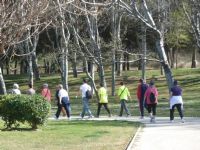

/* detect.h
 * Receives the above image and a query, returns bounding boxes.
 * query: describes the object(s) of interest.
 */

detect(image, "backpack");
[149,92,156,103]
[86,90,92,99]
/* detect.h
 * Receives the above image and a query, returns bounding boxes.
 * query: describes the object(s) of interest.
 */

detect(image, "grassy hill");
[4,68,200,117]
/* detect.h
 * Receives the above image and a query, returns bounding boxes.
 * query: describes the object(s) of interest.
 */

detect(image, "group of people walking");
[10,77,184,123]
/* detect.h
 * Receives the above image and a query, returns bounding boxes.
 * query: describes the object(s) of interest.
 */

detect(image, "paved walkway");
[128,117,200,150]
[49,116,200,150]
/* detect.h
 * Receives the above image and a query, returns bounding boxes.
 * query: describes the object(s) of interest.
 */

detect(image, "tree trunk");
[72,53,78,78]
[32,52,40,80]
[14,60,18,75]
[141,23,147,81]
[191,47,197,68]
[156,37,173,91]
[0,67,7,94]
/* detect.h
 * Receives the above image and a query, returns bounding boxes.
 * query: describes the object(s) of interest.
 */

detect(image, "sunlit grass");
[0,120,140,150]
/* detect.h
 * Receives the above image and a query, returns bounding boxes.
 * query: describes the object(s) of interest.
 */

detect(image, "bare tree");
[0,0,49,94]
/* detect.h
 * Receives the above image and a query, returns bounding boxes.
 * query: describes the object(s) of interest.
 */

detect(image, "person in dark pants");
[144,80,158,123]
[170,80,184,123]
[55,84,71,120]
[118,81,131,117]
[55,86,66,118]
[137,79,148,119]
[97,83,111,118]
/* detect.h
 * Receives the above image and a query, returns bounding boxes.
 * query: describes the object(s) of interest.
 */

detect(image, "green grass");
[4,68,200,117]
[0,120,140,150]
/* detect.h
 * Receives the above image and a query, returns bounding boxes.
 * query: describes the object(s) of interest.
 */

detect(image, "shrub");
[0,94,51,129]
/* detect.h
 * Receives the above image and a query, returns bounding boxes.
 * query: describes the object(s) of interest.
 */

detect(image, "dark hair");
[28,84,33,88]
[139,79,143,83]
[120,81,124,85]
[83,78,87,83]
[149,80,154,86]
[174,80,178,86]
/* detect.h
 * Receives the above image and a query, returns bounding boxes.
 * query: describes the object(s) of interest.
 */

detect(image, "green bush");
[0,94,51,129]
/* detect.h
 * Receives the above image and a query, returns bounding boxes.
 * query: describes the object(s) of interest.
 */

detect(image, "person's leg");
[123,100,130,115]
[176,104,184,119]
[81,98,86,118]
[84,98,93,117]
[55,103,62,118]
[103,103,111,116]
[65,103,71,118]
[119,100,124,116]
[97,103,102,117]
[170,105,175,121]
[139,99,144,117]
[152,103,157,116]
[151,104,157,122]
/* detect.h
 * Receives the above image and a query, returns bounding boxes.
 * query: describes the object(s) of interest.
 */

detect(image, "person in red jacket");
[144,80,158,123]
[137,79,148,119]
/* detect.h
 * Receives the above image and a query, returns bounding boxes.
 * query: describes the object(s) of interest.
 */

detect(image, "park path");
[49,116,200,150]
[128,117,200,150]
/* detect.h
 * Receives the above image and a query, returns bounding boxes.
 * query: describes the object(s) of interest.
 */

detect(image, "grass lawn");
[0,120,140,150]
[4,68,200,117]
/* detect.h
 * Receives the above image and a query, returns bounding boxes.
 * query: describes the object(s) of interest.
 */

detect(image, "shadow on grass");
[0,127,37,132]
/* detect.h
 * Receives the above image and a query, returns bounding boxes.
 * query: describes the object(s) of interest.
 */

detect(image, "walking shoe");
[170,120,174,123]
[181,119,185,123]
[127,114,131,117]
[54,115,58,120]
[88,115,94,118]
[140,116,144,119]
[67,117,71,120]
[109,114,112,117]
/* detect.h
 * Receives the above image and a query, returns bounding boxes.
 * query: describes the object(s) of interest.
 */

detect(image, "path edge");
[126,126,142,150]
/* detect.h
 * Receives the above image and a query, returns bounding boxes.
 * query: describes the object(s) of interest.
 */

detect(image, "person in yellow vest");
[118,81,131,117]
[97,83,111,118]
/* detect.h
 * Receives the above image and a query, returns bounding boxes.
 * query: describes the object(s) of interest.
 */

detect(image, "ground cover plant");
[0,120,140,150]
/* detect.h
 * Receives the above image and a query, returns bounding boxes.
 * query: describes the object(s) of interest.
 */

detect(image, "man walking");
[137,79,148,119]
[80,79,93,118]
[118,81,131,117]
[97,83,111,118]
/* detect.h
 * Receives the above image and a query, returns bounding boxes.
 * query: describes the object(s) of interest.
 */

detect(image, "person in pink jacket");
[41,83,51,102]
[144,80,158,123]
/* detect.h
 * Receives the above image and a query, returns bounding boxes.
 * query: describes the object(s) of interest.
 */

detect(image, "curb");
[126,126,142,150]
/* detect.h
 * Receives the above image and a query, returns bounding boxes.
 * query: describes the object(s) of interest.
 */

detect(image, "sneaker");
[109,114,112,117]
[140,116,144,119]
[149,113,153,118]
[127,114,131,117]
[181,119,185,123]
[170,120,174,123]
[54,115,58,120]
[88,115,94,118]
[68,117,71,120]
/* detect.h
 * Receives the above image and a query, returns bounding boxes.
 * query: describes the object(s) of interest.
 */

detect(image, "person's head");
[13,83,19,89]
[43,83,48,88]
[28,83,33,88]
[58,84,63,89]
[120,81,124,86]
[83,78,87,83]
[173,80,178,86]
[139,79,143,83]
[149,80,154,86]
[100,83,103,87]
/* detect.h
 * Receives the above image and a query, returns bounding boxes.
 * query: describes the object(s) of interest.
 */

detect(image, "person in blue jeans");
[79,79,93,118]
[118,81,132,117]
[55,84,71,120]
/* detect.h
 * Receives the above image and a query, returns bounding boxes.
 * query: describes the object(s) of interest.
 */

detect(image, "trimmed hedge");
[0,94,51,129]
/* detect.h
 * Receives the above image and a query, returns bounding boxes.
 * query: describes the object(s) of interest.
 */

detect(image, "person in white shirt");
[27,84,35,95]
[12,83,21,95]
[55,84,71,120]
[79,79,93,118]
